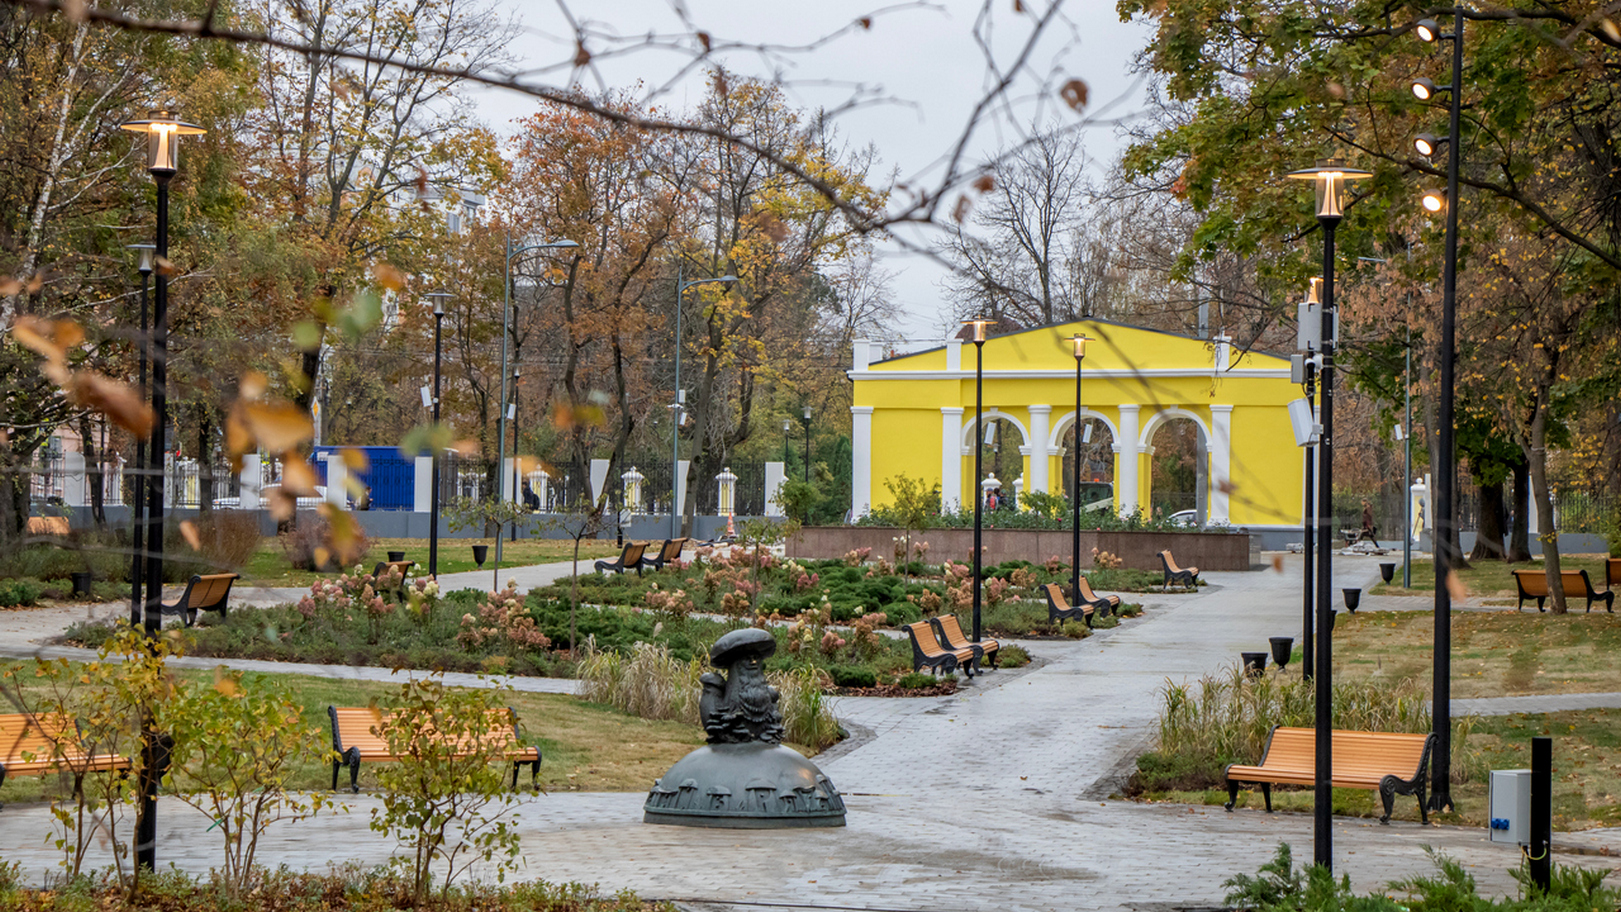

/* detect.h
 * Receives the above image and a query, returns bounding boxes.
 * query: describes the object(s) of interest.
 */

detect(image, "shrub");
[184,511,263,573]
[829,665,877,688]
[577,642,704,724]
[998,644,1031,667]
[0,578,42,607]
[1060,619,1090,639]
[774,665,841,750]
[897,671,944,689]
[279,517,371,571]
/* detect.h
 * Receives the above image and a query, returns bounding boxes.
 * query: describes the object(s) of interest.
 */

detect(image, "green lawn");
[0,664,705,808]
[240,536,625,588]
[1371,554,1614,604]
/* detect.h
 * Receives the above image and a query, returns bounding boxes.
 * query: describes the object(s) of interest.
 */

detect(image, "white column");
[62,452,87,507]
[676,459,691,514]
[1027,405,1050,496]
[851,339,872,371]
[501,458,517,501]
[240,458,262,511]
[851,406,874,518]
[940,407,964,510]
[589,458,610,503]
[1210,405,1233,523]
[324,454,348,507]
[413,456,432,512]
[944,339,962,372]
[764,461,786,517]
[1116,404,1141,515]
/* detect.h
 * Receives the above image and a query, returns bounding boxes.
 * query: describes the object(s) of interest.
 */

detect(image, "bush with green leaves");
[162,669,332,898]
[369,676,525,904]
[0,578,42,607]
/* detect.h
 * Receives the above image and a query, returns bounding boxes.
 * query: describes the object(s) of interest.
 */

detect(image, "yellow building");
[848,320,1305,537]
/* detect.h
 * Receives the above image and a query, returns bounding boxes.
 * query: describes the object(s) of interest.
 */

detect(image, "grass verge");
[240,537,625,588]
[1371,554,1613,602]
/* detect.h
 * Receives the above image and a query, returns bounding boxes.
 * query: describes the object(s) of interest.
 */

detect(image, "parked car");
[213,484,331,510]
[1169,509,1200,528]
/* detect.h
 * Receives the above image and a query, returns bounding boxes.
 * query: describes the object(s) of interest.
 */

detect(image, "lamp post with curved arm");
[963,316,994,642]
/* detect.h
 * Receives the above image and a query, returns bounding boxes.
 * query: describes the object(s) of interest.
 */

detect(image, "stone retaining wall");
[786,525,1254,572]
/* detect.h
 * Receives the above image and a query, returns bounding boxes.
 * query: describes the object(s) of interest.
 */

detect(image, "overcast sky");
[468,1,1157,346]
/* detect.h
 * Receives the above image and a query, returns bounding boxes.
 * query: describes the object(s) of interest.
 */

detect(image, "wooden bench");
[162,572,240,627]
[904,621,975,677]
[1042,583,1094,627]
[1606,558,1620,591]
[327,705,542,793]
[1511,568,1615,613]
[371,560,416,594]
[24,516,70,537]
[1158,550,1200,590]
[0,712,131,801]
[1075,576,1121,616]
[930,614,998,669]
[645,537,689,571]
[593,541,647,576]
[1223,726,1434,824]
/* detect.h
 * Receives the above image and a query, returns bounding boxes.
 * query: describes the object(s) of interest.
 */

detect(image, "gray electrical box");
[1489,769,1531,844]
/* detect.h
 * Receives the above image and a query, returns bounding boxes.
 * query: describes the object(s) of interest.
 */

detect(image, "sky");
[468,0,1158,347]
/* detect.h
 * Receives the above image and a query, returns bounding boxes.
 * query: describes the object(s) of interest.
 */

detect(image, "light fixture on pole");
[126,242,155,630]
[1285,157,1371,872]
[497,236,577,582]
[1068,333,1091,609]
[672,269,737,538]
[963,316,995,643]
[119,106,204,878]
[1413,7,1465,816]
[783,419,792,465]
[426,290,451,577]
[1297,277,1322,682]
[800,406,813,484]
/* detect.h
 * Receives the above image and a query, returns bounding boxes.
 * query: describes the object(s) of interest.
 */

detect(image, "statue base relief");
[642,741,846,828]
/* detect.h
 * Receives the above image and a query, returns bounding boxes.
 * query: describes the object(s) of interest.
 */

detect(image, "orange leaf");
[71,373,155,437]
[281,459,318,495]
[179,520,201,551]
[265,488,294,522]
[239,370,269,400]
[213,667,239,697]
[972,174,995,193]
[371,263,406,292]
[574,40,591,66]
[1060,78,1089,111]
[340,447,370,471]
[242,401,314,454]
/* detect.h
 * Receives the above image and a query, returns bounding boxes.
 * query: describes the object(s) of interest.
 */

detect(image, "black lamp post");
[119,107,204,877]
[782,419,792,466]
[426,290,450,577]
[672,269,737,537]
[800,406,812,483]
[1068,333,1091,605]
[1286,158,1370,872]
[126,242,155,630]
[964,317,994,642]
[1413,12,1463,815]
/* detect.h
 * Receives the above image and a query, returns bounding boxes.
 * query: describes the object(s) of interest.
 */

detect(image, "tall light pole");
[426,291,450,577]
[126,242,155,630]
[671,268,737,538]
[1068,333,1091,606]
[964,317,994,642]
[1286,158,1371,872]
[119,107,204,877]
[1413,12,1463,813]
[498,236,576,580]
[800,406,813,484]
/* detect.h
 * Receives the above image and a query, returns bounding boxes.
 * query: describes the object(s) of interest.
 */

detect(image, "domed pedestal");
[643,742,846,828]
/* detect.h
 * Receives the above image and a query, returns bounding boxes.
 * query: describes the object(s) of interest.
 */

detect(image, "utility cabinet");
[1489,769,1532,845]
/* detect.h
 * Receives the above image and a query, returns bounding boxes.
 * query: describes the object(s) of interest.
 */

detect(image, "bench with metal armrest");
[929,614,998,669]
[327,705,542,793]
[1042,583,1094,627]
[0,712,131,804]
[1157,550,1200,591]
[1511,568,1614,613]
[1223,726,1433,824]
[593,541,647,576]
[645,537,689,571]
[904,621,974,677]
[163,572,240,626]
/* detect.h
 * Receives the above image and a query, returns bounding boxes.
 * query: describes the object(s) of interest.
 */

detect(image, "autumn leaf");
[179,520,202,551]
[281,459,318,495]
[371,262,406,292]
[154,256,178,277]
[1060,79,1089,112]
[1445,569,1467,602]
[856,16,871,29]
[0,277,19,296]
[242,400,314,453]
[340,447,370,471]
[697,31,711,52]
[951,194,972,223]
[213,667,240,697]
[265,488,295,522]
[972,174,995,193]
[1605,18,1621,42]
[71,373,155,437]
[574,40,591,66]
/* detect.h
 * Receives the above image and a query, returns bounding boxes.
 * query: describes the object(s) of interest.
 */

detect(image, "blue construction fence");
[311,446,418,510]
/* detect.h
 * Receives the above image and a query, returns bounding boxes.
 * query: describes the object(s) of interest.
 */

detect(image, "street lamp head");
[1421,190,1447,213]
[1069,333,1091,360]
[1307,277,1322,305]
[127,243,156,276]
[545,239,579,250]
[783,419,792,432]
[1285,158,1372,220]
[1410,77,1445,101]
[803,405,813,421]
[1413,133,1445,157]
[425,289,451,317]
[119,110,205,175]
[1414,18,1441,42]
[962,316,995,344]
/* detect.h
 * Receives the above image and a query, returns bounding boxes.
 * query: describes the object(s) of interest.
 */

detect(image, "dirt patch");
[829,680,958,698]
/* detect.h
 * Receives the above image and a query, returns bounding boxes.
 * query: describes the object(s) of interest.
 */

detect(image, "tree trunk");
[1508,457,1532,562]
[197,412,214,514]
[80,415,106,530]
[1526,404,1566,613]
[1468,480,1506,561]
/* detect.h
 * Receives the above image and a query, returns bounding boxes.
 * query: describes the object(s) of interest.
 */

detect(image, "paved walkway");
[0,554,1617,909]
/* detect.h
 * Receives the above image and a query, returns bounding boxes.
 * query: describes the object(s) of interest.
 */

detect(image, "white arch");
[1049,409,1121,453]
[1138,407,1210,452]
[957,409,1031,454]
